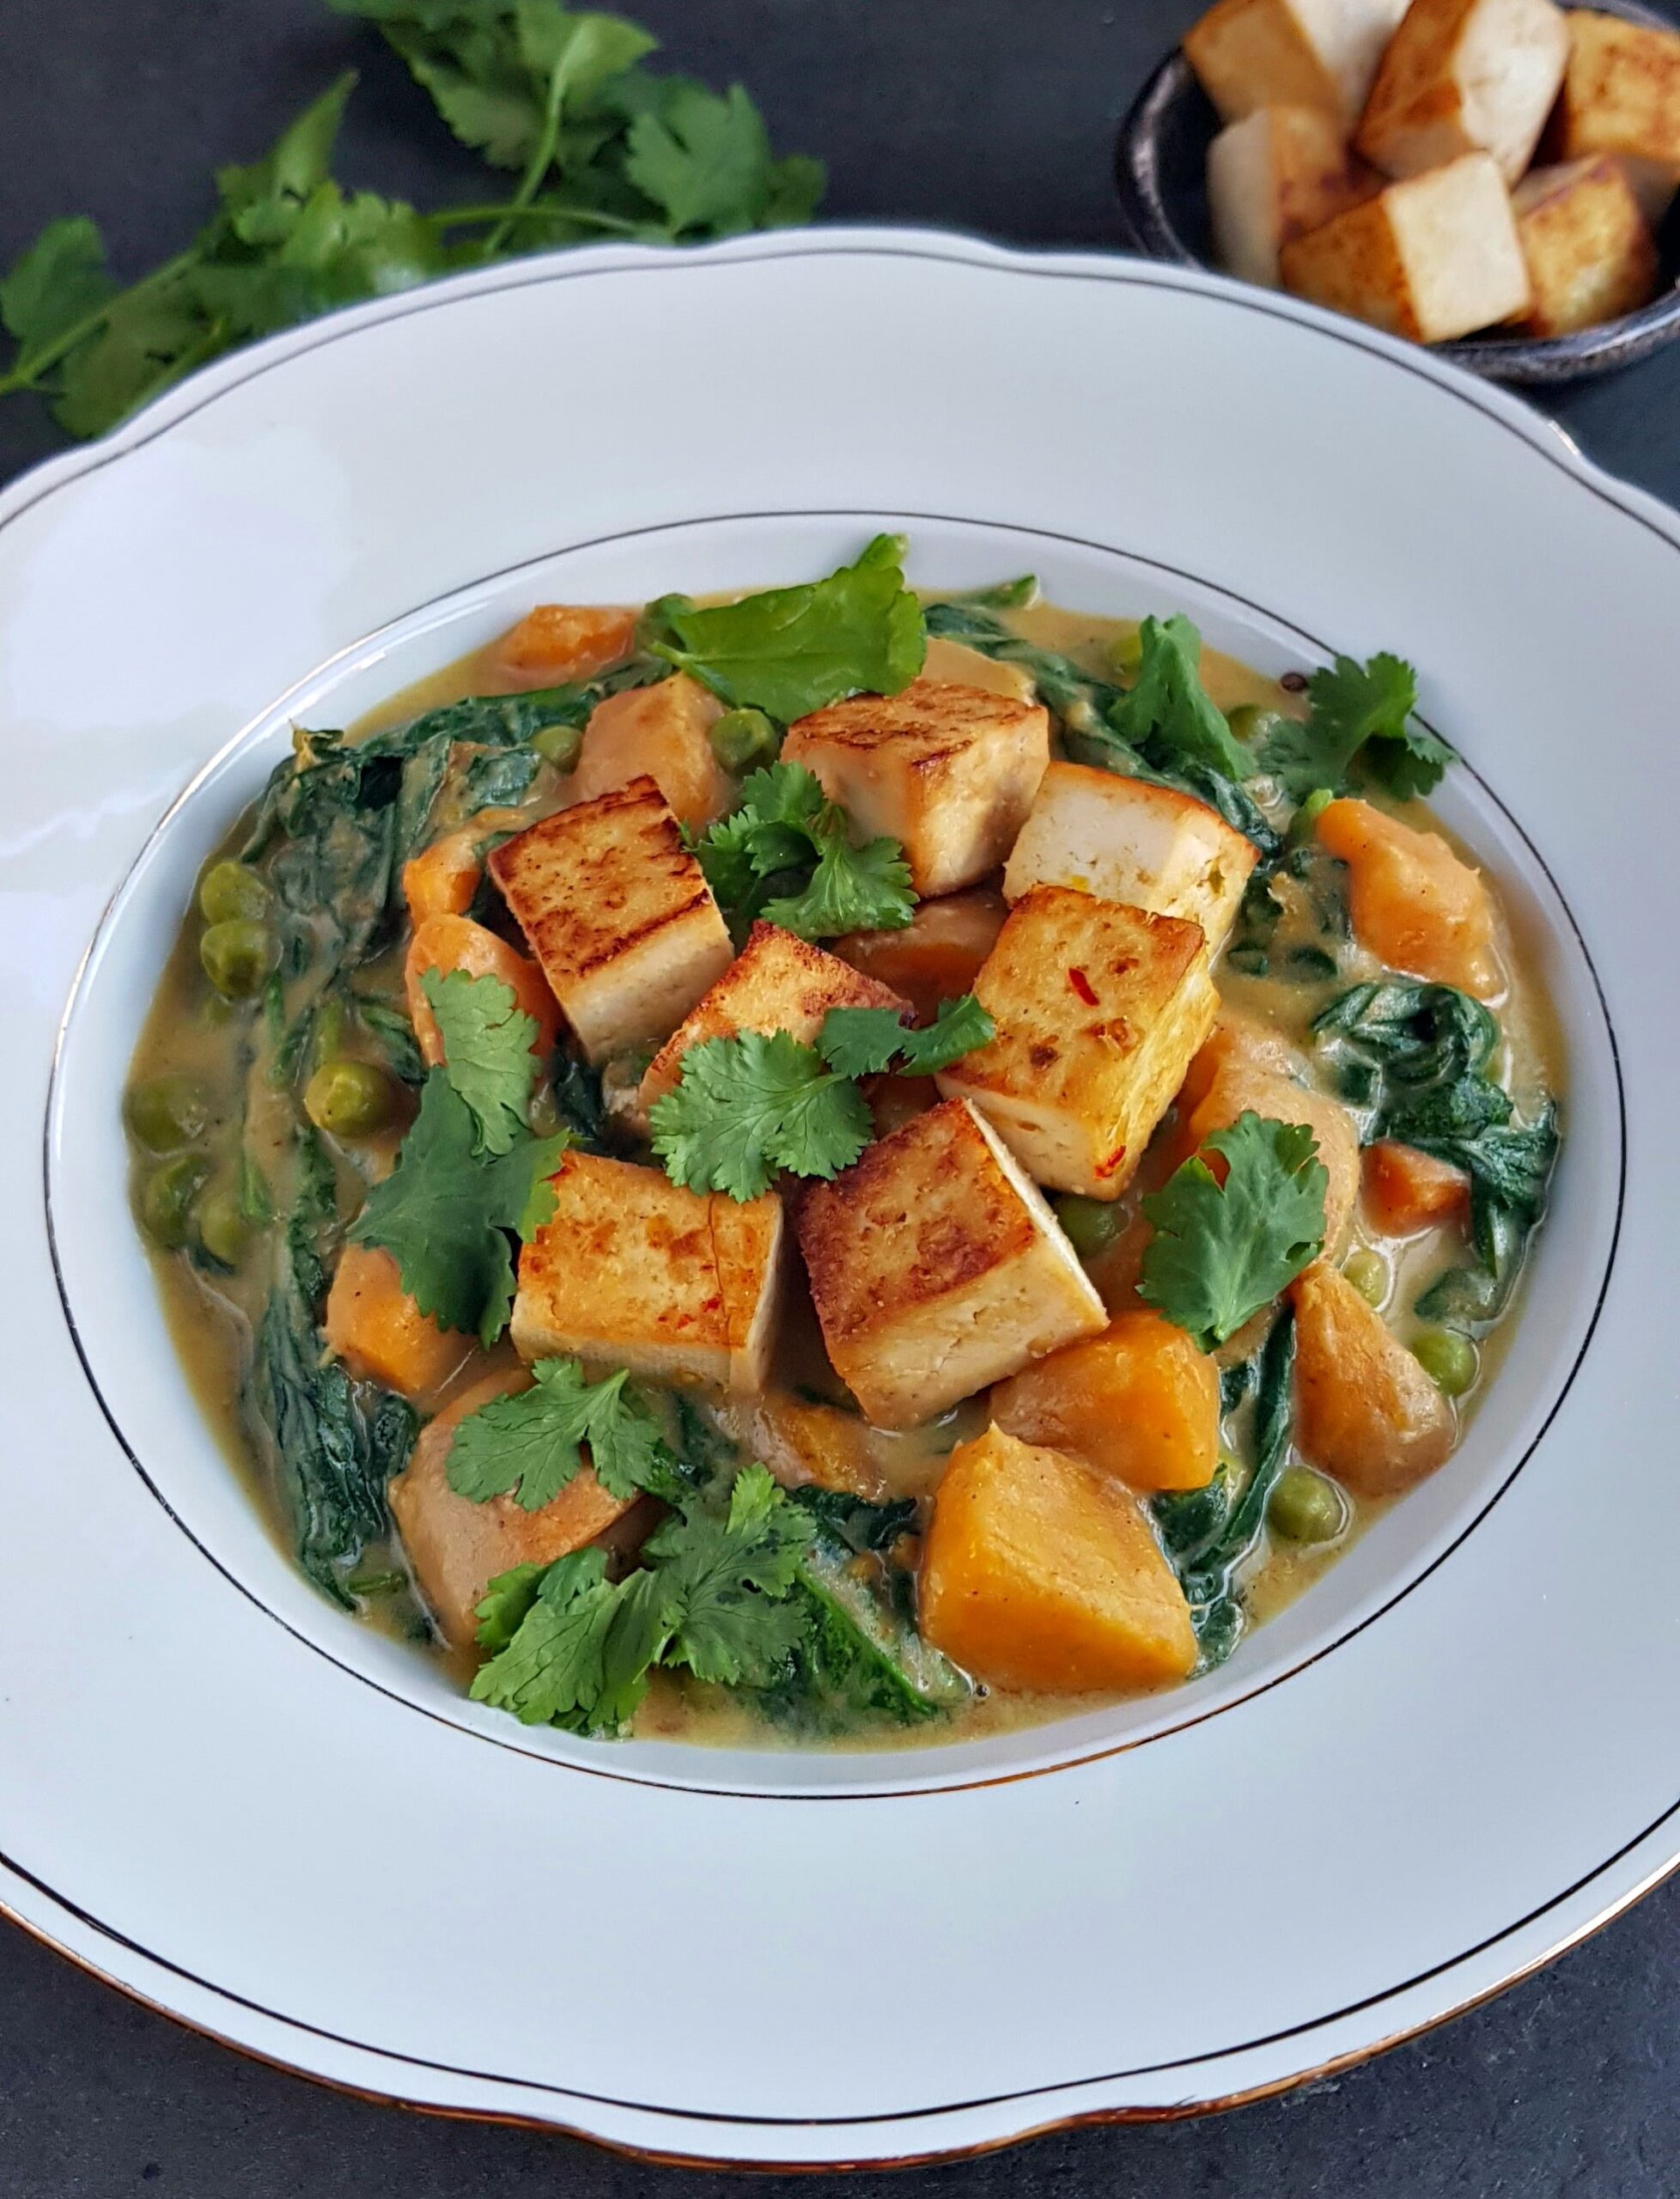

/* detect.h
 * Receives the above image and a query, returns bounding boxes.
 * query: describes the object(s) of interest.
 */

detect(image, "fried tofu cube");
[1002,762,1259,948]
[390,1368,637,1649]
[782,679,1050,897]
[935,886,1218,1199]
[569,672,732,830]
[489,775,733,1064]
[513,1150,784,1392]
[1357,0,1569,182]
[1280,151,1532,340]
[1290,1261,1456,1495]
[1513,154,1660,332]
[795,1097,1107,1430]
[1208,105,1379,286]
[1556,9,1680,222]
[637,921,910,1115]
[834,888,1009,1023]
[919,1425,1197,1691]
[1184,0,1409,125]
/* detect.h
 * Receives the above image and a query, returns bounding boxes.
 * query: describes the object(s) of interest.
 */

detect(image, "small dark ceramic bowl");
[1115,0,1680,385]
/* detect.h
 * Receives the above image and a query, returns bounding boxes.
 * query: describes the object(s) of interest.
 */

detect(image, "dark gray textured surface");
[3,3,1676,2190]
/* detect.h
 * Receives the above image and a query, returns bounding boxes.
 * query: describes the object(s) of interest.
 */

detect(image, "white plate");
[3,228,1673,2167]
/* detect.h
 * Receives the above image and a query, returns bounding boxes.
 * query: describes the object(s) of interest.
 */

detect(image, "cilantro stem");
[423,202,643,238]
[0,246,202,396]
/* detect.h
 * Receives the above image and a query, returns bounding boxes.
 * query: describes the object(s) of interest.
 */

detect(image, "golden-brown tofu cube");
[782,679,1050,897]
[1002,762,1259,948]
[1184,0,1409,125]
[1556,8,1680,221]
[1513,154,1659,332]
[1357,0,1569,182]
[1208,105,1379,286]
[936,886,1218,1199]
[637,921,910,1115]
[919,1425,1197,1691]
[1290,1261,1456,1495]
[1281,151,1533,340]
[795,1097,1107,1430]
[834,888,1008,1024]
[569,672,732,830]
[389,1368,637,1649]
[513,1150,784,1391]
[489,775,733,1064]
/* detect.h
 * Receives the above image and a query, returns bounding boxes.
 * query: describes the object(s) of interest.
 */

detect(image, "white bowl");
[4,228,1674,2165]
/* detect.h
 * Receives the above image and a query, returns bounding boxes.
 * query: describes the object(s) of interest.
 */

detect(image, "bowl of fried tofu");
[1117,0,1680,381]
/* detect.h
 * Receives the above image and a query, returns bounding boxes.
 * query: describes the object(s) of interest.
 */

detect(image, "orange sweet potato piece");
[1363,1138,1470,1234]
[490,603,638,687]
[919,1425,1196,1691]
[1176,1060,1360,1257]
[325,1242,473,1402]
[989,1309,1219,1493]
[389,1368,636,1647]
[836,890,1008,1024]
[403,828,484,924]
[404,913,560,1071]
[1290,1261,1455,1497]
[1317,796,1500,999]
[1177,1006,1307,1118]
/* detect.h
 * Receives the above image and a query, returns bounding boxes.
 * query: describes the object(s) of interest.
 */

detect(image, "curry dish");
[124,538,1561,1745]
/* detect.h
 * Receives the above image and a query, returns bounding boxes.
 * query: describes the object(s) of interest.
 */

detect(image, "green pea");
[1412,1326,1477,1398]
[1287,786,1336,844]
[201,919,277,1000]
[1052,1194,1123,1261]
[195,1185,253,1269]
[709,707,779,773]
[1106,628,1143,678]
[306,1057,395,1139]
[1269,1465,1348,1546]
[138,1154,209,1251]
[530,722,582,771]
[1226,703,1286,746]
[125,1073,210,1154]
[1342,1249,1387,1307]
[198,859,269,926]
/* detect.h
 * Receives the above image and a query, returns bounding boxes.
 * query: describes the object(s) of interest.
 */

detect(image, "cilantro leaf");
[656,535,927,722]
[419,965,538,1155]
[1261,652,1454,801]
[469,1547,644,1728]
[1140,1112,1329,1351]
[640,1464,812,1684]
[349,1069,566,1343]
[758,826,915,938]
[625,81,777,236]
[649,1030,872,1200]
[0,218,116,379]
[816,994,995,1079]
[447,1357,670,1508]
[473,1560,551,1651]
[1108,615,1248,783]
[690,760,915,941]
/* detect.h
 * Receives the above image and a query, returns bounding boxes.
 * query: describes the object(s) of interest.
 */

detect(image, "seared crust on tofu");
[795,1098,1106,1430]
[1557,9,1680,222]
[389,1368,636,1649]
[570,673,731,830]
[1002,763,1258,948]
[937,886,1218,1199]
[1280,151,1532,340]
[1208,106,1379,288]
[1184,0,1409,124]
[488,775,733,1064]
[782,679,1050,897]
[638,922,909,1114]
[1356,0,1569,184]
[513,1150,784,1392]
[1513,155,1658,334]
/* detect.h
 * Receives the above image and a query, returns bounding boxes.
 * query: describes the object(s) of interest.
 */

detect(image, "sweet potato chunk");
[835,890,1009,1024]
[404,913,561,1072]
[1176,1059,1360,1256]
[920,1426,1196,1691]
[1177,1006,1307,1118]
[1316,796,1500,997]
[389,1368,635,1648]
[324,1243,473,1402]
[490,603,638,687]
[990,1310,1220,1493]
[1363,1138,1470,1234]
[570,673,732,830]
[404,828,483,923]
[1290,1261,1455,1495]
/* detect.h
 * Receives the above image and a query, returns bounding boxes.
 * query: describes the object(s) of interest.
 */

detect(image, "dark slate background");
[2,3,1675,2192]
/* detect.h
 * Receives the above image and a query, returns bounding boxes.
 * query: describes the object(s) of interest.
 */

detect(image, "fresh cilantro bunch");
[1140,1112,1329,1351]
[448,1357,679,1508]
[0,6,823,443]
[1260,653,1455,801]
[470,1464,813,1733]
[654,533,927,722]
[418,965,539,1155]
[690,760,916,941]
[649,994,995,1199]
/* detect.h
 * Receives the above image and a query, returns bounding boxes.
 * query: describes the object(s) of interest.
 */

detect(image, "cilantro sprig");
[649,995,995,1199]
[1261,653,1454,802]
[418,965,538,1156]
[448,1358,673,1508]
[1107,614,1250,782]
[690,759,916,941]
[1140,1112,1329,1351]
